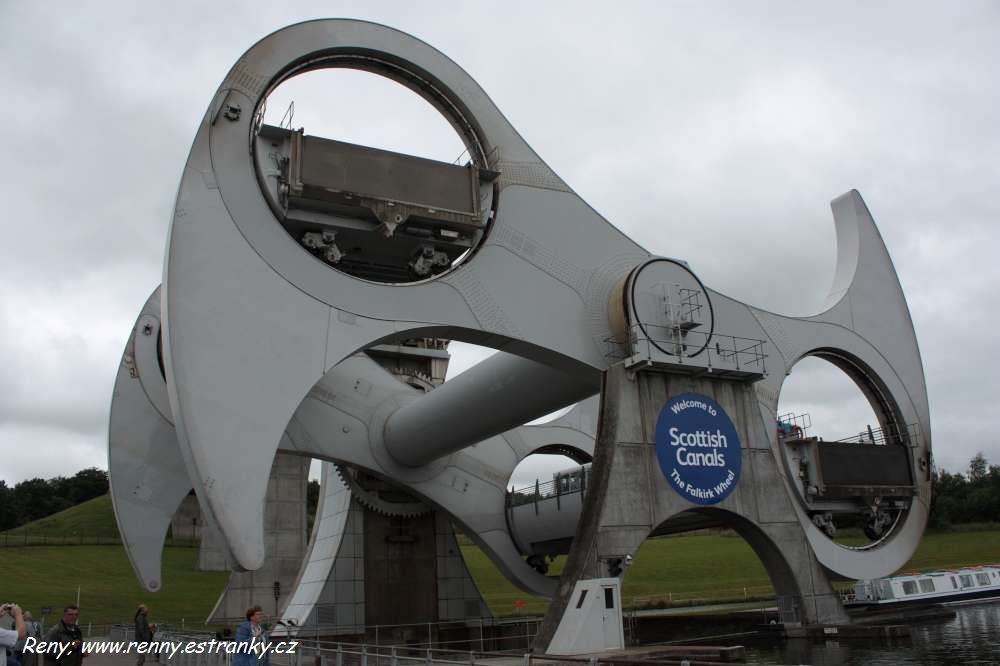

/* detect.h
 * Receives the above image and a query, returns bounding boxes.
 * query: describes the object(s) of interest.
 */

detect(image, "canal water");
[745,602,1000,665]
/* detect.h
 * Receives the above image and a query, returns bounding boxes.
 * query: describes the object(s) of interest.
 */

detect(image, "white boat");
[843,565,1000,608]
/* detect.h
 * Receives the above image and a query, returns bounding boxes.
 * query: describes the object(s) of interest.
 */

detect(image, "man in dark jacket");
[42,607,85,666]
[133,605,156,666]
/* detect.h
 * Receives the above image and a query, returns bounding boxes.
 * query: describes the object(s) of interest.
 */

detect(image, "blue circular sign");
[655,392,742,505]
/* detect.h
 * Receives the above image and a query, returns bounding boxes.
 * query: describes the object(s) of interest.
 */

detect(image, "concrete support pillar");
[206,452,309,623]
[197,518,232,572]
[534,364,847,652]
[277,468,492,638]
[170,493,203,542]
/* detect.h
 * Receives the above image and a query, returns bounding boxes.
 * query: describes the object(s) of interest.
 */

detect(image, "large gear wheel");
[389,367,436,393]
[334,463,432,518]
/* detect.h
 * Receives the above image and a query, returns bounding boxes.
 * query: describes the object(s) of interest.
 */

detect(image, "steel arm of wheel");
[110,288,598,595]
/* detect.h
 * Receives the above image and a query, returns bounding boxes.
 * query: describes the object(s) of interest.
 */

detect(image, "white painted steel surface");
[109,287,598,598]
[111,19,932,604]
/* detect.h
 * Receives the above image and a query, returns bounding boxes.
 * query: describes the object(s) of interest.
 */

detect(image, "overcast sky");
[1,1,997,489]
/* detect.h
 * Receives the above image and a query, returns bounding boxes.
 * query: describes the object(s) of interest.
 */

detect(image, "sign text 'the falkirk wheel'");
[655,393,742,505]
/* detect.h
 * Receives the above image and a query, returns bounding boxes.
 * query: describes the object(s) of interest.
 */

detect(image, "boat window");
[951,576,958,589]
[976,573,990,586]
[918,578,935,593]
[960,574,974,588]
[902,580,918,595]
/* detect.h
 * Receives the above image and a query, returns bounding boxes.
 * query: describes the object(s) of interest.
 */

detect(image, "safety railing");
[146,630,736,666]
[626,584,776,611]
[608,325,767,378]
[833,422,920,447]
[272,617,529,651]
[776,412,811,439]
[775,595,801,625]
[506,467,590,509]
[142,625,548,666]
[279,101,295,130]
[0,531,198,548]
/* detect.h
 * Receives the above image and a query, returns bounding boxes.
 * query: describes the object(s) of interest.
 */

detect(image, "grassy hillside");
[1,495,119,542]
[0,494,197,547]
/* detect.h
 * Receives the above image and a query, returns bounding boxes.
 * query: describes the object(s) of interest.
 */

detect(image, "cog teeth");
[334,463,432,518]
[388,367,436,392]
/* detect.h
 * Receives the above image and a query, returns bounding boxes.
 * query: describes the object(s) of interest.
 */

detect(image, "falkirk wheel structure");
[108,19,931,653]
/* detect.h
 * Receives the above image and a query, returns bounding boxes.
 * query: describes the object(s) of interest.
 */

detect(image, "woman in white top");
[0,604,27,666]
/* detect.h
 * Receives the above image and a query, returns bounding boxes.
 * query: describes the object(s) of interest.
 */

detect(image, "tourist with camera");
[0,604,27,666]
[15,613,41,666]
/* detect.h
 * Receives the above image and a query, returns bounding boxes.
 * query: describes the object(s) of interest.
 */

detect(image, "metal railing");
[609,325,767,377]
[775,595,801,625]
[279,101,295,131]
[626,584,776,610]
[0,530,198,548]
[776,412,811,438]
[136,625,547,666]
[143,631,735,666]
[271,617,535,652]
[507,467,590,509]
[87,605,783,665]
[833,422,920,447]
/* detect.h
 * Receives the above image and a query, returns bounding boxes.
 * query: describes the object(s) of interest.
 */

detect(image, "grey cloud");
[1,1,996,483]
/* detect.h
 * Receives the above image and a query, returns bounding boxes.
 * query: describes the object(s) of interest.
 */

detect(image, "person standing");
[42,606,86,666]
[0,604,27,666]
[133,605,156,666]
[233,606,269,666]
[14,612,40,666]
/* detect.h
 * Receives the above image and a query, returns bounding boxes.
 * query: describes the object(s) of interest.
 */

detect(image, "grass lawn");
[464,529,1000,617]
[2,515,998,623]
[0,545,229,628]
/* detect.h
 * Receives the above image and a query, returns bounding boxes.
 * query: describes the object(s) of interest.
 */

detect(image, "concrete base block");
[534,364,848,652]
[207,452,309,624]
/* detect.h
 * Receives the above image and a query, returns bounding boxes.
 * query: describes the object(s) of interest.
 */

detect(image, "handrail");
[606,324,768,377]
[279,101,295,130]
[832,422,920,447]
[507,467,589,504]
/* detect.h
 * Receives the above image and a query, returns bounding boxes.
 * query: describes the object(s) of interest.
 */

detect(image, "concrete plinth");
[534,364,848,652]
[279,464,491,638]
[206,452,309,624]
[170,493,203,542]
[362,508,491,640]
[197,517,232,572]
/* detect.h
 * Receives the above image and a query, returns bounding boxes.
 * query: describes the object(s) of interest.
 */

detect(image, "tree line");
[0,468,108,531]
[0,468,319,535]
[929,452,1000,528]
[0,455,996,534]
